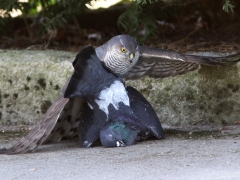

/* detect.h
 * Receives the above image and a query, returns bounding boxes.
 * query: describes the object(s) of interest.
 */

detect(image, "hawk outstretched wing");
[124,46,240,80]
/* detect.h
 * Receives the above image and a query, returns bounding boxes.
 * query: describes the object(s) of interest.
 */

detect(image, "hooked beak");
[129,53,134,59]
[129,53,135,64]
[116,140,125,147]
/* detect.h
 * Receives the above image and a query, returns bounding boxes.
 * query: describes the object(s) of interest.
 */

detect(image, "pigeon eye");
[121,47,127,53]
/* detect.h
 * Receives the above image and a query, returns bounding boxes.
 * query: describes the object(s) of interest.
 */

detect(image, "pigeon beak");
[116,140,125,147]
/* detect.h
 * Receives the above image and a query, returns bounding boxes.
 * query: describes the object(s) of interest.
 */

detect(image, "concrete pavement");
[0,132,239,180]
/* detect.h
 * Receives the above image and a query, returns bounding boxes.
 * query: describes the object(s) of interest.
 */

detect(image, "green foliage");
[118,0,180,41]
[222,0,235,13]
[39,0,89,34]
[0,0,37,17]
[118,3,157,41]
[0,0,91,34]
[118,0,237,40]
[135,0,159,4]
[0,0,237,40]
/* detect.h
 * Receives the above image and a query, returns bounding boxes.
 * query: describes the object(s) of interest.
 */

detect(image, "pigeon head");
[96,34,140,76]
[100,119,149,148]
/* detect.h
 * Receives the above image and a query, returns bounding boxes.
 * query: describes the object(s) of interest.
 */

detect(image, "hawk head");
[96,34,140,76]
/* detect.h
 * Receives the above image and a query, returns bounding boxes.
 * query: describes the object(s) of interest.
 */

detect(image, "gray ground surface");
[1,133,240,180]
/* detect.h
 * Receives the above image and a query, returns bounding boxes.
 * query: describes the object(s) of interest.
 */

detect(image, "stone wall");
[0,50,239,131]
[0,50,73,131]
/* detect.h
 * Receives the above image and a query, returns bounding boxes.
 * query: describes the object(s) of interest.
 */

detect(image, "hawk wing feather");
[45,98,86,143]
[124,46,240,80]
[3,94,69,155]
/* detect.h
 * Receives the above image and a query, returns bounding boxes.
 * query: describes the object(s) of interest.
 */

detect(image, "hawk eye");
[121,47,127,53]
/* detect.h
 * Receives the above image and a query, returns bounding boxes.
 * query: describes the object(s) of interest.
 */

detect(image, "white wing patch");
[95,80,130,115]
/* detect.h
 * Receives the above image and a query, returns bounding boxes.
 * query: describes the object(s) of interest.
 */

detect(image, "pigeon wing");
[77,103,109,148]
[127,86,165,139]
